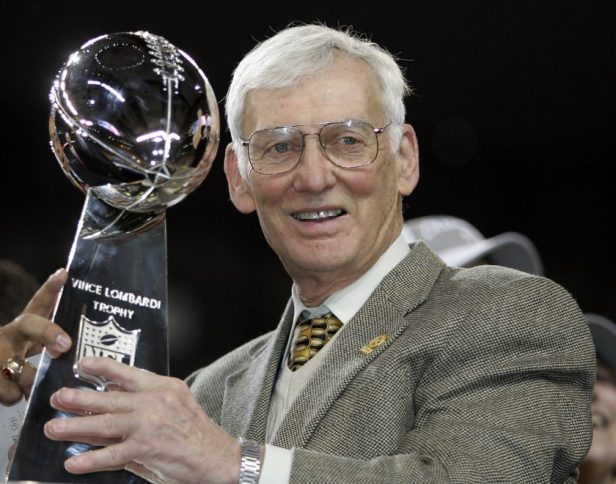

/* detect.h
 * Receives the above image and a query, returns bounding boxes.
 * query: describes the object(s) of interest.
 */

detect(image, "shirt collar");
[291,232,410,324]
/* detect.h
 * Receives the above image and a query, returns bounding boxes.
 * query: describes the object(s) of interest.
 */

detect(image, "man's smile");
[291,208,346,221]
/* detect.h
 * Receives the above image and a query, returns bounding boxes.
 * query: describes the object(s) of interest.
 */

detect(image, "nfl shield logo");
[76,315,141,366]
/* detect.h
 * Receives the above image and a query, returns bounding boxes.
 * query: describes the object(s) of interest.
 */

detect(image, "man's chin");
[284,247,356,279]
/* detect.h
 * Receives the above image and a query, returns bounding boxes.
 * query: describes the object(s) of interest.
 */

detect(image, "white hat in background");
[402,215,544,276]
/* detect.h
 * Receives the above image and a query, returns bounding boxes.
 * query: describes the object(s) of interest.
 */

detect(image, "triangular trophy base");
[8,193,169,483]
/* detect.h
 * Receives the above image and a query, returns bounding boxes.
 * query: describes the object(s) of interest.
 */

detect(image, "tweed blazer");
[187,242,594,483]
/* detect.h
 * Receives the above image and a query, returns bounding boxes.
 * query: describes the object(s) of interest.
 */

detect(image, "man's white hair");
[225,23,412,179]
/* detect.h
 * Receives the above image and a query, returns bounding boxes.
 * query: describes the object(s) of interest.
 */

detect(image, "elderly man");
[0,24,594,483]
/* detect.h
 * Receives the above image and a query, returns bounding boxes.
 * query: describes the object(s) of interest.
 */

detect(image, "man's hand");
[44,357,242,484]
[0,269,71,404]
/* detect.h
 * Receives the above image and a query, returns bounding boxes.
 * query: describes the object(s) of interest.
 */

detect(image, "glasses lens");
[320,120,378,168]
[248,127,302,174]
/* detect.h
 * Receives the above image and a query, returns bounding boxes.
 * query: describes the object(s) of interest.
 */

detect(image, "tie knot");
[288,312,342,371]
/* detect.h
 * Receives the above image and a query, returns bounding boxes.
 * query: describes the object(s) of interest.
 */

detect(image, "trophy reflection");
[8,31,219,483]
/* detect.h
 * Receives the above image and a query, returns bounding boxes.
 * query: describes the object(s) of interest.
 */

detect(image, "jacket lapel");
[272,242,445,448]
[220,300,295,440]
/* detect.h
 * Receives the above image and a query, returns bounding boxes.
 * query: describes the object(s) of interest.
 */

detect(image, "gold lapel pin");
[360,334,387,355]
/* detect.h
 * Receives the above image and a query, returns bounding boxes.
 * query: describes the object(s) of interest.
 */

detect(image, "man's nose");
[292,134,336,192]
[301,132,327,158]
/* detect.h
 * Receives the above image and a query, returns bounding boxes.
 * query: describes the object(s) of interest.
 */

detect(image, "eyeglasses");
[241,119,391,175]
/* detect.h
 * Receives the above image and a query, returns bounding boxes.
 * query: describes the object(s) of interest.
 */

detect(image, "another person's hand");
[44,357,242,484]
[0,269,71,404]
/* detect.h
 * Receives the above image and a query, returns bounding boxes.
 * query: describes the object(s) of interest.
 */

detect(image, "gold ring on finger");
[1,355,26,383]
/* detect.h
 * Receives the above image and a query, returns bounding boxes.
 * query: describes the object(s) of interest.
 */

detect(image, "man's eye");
[273,142,290,153]
[325,129,367,147]
[341,136,358,145]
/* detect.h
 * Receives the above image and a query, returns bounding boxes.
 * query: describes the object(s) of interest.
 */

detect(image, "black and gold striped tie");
[288,312,343,371]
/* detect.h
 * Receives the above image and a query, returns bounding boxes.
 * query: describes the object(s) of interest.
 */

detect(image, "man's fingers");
[6,314,71,355]
[49,387,133,416]
[44,417,135,475]
[65,442,133,474]
[0,269,71,358]
[0,381,25,406]
[0,359,37,404]
[45,412,128,442]
[17,360,39,398]
[75,357,158,393]
[25,343,43,358]
[22,269,67,317]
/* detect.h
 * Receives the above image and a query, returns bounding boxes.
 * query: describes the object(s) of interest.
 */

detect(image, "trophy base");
[8,193,169,483]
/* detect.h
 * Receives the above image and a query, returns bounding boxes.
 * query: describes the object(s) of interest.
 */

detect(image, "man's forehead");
[241,67,384,134]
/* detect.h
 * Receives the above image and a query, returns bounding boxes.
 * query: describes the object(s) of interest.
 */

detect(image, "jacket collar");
[220,241,445,445]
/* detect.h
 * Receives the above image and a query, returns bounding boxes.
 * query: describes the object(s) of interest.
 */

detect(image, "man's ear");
[223,143,256,214]
[396,123,420,197]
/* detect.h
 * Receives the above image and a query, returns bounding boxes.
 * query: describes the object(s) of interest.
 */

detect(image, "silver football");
[49,31,219,213]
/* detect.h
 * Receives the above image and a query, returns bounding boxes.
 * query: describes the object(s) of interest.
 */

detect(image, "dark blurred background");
[1,1,614,378]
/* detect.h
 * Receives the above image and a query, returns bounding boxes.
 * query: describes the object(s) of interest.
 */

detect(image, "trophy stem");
[8,192,168,483]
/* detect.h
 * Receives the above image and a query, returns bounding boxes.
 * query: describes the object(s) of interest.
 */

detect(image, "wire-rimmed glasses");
[241,119,391,175]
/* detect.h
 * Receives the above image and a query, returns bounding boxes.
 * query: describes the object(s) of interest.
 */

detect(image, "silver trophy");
[9,31,219,483]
